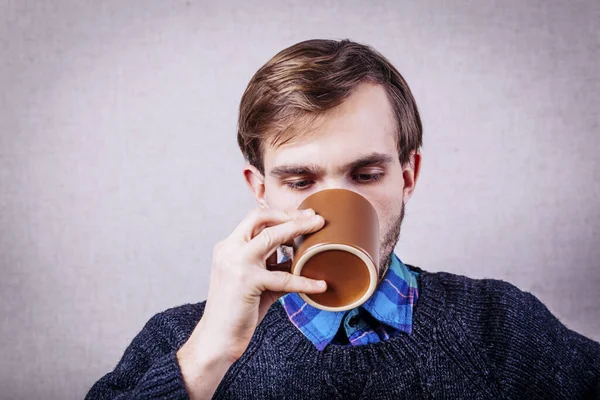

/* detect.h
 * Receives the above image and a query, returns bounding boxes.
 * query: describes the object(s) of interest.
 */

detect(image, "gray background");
[1,0,599,399]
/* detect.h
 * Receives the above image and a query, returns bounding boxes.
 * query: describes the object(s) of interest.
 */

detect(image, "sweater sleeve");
[471,279,600,399]
[84,312,192,400]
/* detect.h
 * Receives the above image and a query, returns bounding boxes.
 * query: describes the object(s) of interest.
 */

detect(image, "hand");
[176,208,326,399]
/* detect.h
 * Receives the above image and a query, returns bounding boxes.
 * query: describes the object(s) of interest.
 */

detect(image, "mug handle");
[266,241,294,273]
[266,257,292,273]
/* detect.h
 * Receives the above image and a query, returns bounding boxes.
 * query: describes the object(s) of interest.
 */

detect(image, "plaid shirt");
[279,253,419,351]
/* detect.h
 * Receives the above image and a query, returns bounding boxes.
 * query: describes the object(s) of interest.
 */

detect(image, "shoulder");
[427,270,538,312]
[411,265,538,320]
[422,269,564,337]
[418,268,600,395]
[415,266,600,354]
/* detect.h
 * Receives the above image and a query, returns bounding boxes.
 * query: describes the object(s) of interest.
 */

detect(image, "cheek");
[264,183,309,211]
[373,201,393,233]
[365,193,402,234]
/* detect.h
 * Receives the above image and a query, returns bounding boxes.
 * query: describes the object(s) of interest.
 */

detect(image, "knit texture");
[85,266,600,399]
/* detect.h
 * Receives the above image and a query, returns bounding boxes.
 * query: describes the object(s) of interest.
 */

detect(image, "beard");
[377,201,405,282]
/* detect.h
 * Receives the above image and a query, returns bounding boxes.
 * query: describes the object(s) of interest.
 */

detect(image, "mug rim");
[295,243,377,312]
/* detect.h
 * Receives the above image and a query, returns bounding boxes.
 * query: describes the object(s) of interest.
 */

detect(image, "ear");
[243,164,268,208]
[402,150,421,204]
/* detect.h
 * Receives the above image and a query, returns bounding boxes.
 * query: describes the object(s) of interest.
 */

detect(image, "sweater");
[85,266,600,399]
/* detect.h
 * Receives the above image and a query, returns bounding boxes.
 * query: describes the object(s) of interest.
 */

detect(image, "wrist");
[176,323,234,399]
[177,344,232,384]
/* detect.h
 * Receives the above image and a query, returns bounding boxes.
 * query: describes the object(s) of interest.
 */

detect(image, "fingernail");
[302,208,315,216]
[317,280,327,288]
[312,215,323,222]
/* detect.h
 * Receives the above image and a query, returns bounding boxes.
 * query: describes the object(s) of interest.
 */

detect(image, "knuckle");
[279,272,292,288]
[283,209,296,218]
[288,219,307,234]
[296,275,309,287]
[213,239,233,258]
[214,240,225,252]
[212,242,225,262]
[260,228,275,249]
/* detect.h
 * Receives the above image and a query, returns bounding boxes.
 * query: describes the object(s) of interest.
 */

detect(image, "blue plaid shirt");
[279,253,419,351]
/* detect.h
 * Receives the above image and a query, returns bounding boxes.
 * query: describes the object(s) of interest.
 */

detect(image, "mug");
[268,189,380,312]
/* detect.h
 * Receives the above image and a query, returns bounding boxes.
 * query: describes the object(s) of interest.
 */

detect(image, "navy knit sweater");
[86,267,600,399]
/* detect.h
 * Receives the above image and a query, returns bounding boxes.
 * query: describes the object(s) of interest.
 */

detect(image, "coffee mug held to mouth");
[268,189,380,312]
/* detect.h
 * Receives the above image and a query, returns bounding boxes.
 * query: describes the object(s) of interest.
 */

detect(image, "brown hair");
[237,39,422,174]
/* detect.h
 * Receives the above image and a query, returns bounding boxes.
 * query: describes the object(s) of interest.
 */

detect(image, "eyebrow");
[269,152,395,178]
[342,152,394,172]
[269,163,324,178]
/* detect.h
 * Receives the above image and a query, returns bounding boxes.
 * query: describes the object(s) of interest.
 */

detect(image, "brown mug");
[268,189,380,311]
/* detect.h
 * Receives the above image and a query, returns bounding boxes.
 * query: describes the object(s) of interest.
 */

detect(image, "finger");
[232,208,316,242]
[247,214,325,260]
[259,270,327,295]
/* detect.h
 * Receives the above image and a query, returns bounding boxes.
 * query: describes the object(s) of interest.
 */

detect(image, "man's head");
[238,39,422,279]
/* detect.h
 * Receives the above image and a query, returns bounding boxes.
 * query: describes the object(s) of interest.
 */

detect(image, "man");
[86,39,600,399]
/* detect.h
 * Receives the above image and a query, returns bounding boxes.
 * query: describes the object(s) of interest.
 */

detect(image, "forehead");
[264,83,397,170]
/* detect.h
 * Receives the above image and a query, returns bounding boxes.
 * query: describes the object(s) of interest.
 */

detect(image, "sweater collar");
[278,253,419,350]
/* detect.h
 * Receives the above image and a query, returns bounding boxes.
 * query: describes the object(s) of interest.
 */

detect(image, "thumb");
[259,270,327,294]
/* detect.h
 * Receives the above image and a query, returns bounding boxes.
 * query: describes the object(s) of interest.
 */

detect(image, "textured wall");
[1,0,598,398]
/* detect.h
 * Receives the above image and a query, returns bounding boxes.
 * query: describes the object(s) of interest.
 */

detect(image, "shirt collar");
[279,253,419,350]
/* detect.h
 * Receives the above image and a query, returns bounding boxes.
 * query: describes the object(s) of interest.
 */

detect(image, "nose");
[318,178,356,193]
